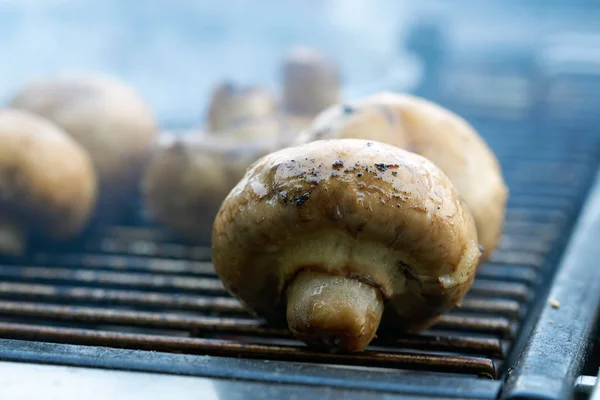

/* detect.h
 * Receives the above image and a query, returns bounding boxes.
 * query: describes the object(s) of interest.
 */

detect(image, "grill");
[0,109,599,399]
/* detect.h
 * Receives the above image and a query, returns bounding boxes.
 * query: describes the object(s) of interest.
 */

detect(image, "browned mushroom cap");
[295,93,507,259]
[0,109,97,255]
[142,134,278,244]
[282,47,340,117]
[9,75,158,192]
[212,139,481,352]
[207,81,276,133]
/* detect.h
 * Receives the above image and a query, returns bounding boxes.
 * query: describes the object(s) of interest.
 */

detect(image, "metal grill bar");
[0,283,519,319]
[0,283,244,312]
[476,265,537,285]
[434,315,513,338]
[376,335,504,358]
[0,267,226,293]
[86,239,211,260]
[468,281,531,302]
[0,322,496,377]
[0,300,514,340]
[459,299,522,319]
[488,251,545,268]
[29,254,216,275]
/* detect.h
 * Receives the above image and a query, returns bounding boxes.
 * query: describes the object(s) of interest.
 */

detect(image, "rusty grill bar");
[0,121,598,381]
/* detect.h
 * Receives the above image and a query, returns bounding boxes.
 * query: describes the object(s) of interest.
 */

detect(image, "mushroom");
[206,81,277,134]
[0,109,97,255]
[212,139,481,352]
[282,46,340,117]
[142,134,278,244]
[9,75,158,218]
[220,117,283,143]
[295,93,507,259]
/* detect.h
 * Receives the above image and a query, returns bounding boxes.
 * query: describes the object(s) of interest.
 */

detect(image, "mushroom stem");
[286,270,384,352]
[0,215,26,256]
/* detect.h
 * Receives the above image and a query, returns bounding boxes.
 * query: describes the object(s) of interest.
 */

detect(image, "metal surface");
[590,370,600,400]
[0,360,428,400]
[575,374,598,398]
[500,167,600,399]
[0,114,597,399]
[0,339,501,399]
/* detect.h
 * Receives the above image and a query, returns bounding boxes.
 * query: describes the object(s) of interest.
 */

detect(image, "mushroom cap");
[214,117,283,142]
[207,81,276,133]
[9,75,158,190]
[295,93,508,259]
[212,139,481,331]
[0,109,97,240]
[142,134,278,244]
[282,46,340,117]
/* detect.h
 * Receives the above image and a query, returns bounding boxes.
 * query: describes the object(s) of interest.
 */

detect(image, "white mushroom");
[0,109,97,255]
[213,139,481,352]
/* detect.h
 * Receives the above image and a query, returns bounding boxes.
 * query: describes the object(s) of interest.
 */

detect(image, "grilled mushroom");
[0,109,96,255]
[9,75,157,194]
[142,134,277,244]
[212,139,481,352]
[207,81,276,134]
[282,47,340,117]
[295,93,507,259]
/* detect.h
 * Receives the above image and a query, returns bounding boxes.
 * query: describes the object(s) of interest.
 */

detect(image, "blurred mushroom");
[212,139,481,352]
[282,47,340,117]
[295,93,507,259]
[221,117,283,142]
[142,134,278,244]
[207,81,276,134]
[10,75,157,188]
[0,109,97,255]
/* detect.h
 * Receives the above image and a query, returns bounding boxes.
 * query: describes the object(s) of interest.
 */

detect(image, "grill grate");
[0,118,598,381]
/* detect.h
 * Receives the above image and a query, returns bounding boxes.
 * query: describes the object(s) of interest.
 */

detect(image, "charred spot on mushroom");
[357,172,363,177]
[332,160,344,170]
[295,192,310,206]
[375,163,388,172]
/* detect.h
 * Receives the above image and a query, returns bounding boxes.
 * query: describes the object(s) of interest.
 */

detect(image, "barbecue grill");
[0,108,598,399]
[1,2,600,400]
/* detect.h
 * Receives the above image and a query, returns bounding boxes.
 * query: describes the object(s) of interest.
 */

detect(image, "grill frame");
[0,339,504,399]
[500,167,600,400]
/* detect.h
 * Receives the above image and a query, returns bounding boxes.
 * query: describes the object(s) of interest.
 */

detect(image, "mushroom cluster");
[9,75,158,221]
[142,134,278,244]
[211,92,507,352]
[141,47,340,242]
[295,93,508,259]
[0,48,506,354]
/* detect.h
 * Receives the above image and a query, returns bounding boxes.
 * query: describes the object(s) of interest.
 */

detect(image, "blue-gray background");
[0,0,598,125]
